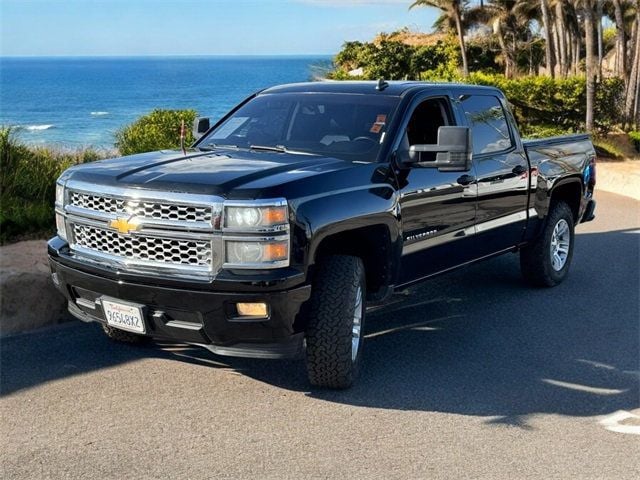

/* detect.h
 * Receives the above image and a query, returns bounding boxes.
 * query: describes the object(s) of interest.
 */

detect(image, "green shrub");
[330,36,460,81]
[0,127,103,243]
[115,109,198,155]
[629,131,640,152]
[593,138,625,159]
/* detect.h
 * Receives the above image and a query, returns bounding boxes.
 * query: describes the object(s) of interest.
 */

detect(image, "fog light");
[236,302,268,318]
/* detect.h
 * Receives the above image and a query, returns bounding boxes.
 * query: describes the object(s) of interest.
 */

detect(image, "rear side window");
[461,95,513,154]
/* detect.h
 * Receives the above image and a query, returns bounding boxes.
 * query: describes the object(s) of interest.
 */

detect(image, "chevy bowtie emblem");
[109,216,140,234]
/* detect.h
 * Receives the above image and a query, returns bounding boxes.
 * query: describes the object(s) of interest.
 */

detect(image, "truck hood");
[65,148,354,197]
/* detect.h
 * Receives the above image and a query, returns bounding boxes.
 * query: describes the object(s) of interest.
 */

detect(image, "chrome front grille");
[63,181,223,280]
[73,224,213,267]
[70,191,214,223]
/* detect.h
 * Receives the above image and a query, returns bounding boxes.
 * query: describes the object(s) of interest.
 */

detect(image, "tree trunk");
[541,0,555,77]
[584,1,596,132]
[596,0,603,81]
[495,19,515,78]
[625,3,640,128]
[555,2,568,77]
[629,10,638,89]
[612,0,627,80]
[573,28,581,76]
[454,7,469,77]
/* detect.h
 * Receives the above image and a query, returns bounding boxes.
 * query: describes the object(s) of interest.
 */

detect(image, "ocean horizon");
[0,55,334,149]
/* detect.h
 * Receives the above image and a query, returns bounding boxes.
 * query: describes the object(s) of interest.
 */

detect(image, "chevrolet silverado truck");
[49,81,596,388]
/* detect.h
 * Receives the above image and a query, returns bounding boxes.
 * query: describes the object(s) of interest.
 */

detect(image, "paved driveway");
[1,191,638,479]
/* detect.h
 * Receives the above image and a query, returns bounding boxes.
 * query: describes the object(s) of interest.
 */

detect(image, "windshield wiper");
[249,144,287,153]
[200,143,240,151]
[249,144,315,156]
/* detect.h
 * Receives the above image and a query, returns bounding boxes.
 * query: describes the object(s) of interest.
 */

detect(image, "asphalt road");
[1,191,639,479]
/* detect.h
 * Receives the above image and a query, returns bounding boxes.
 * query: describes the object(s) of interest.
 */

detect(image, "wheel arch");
[549,177,583,223]
[311,222,399,299]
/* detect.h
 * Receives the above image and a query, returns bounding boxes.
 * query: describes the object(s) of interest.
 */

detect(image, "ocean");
[0,56,333,149]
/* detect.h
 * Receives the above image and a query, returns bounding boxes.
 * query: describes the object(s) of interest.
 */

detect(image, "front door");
[396,96,477,286]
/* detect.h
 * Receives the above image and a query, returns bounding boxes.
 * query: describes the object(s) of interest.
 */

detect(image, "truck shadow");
[2,228,638,428]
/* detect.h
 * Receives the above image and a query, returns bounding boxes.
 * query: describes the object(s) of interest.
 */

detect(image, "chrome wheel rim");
[352,286,363,362]
[550,219,571,271]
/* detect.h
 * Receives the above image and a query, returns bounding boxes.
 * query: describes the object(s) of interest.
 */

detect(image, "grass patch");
[0,127,105,243]
[593,137,626,160]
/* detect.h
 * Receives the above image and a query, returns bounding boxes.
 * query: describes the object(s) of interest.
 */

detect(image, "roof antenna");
[180,119,187,156]
[376,78,389,91]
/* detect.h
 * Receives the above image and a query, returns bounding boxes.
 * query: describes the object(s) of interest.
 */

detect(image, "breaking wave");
[23,124,55,131]
[90,111,109,116]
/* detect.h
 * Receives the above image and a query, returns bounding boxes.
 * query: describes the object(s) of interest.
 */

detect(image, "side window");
[461,95,513,154]
[406,98,450,146]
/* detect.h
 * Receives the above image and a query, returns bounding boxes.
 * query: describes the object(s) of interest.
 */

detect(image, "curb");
[596,161,640,201]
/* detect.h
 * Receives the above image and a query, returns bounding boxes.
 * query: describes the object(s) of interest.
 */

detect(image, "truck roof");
[261,81,502,97]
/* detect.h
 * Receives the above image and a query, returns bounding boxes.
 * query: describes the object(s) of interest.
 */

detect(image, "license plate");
[101,297,146,334]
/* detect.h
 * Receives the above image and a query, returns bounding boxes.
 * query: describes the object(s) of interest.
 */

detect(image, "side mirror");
[192,117,210,140]
[404,126,472,172]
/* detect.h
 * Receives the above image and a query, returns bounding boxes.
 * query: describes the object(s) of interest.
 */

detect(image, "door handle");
[512,165,528,176]
[457,174,476,186]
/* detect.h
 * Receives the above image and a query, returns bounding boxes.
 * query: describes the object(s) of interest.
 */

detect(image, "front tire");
[520,201,575,287]
[305,255,366,389]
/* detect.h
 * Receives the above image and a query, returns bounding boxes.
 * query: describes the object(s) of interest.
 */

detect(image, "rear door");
[457,93,529,254]
[395,93,478,286]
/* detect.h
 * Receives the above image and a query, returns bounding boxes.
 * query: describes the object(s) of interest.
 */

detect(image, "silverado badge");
[109,216,140,234]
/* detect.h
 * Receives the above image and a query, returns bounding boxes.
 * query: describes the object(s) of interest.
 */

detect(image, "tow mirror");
[403,126,472,172]
[192,117,210,140]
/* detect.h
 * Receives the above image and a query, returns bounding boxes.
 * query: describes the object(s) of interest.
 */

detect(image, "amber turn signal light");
[263,242,288,261]
[262,206,288,225]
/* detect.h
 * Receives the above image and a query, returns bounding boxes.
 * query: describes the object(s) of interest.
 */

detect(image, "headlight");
[225,239,289,267]
[224,204,288,230]
[222,199,290,268]
[55,181,67,240]
[55,183,65,206]
[55,212,67,240]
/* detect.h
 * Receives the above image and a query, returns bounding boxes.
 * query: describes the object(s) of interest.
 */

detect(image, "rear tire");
[305,255,366,389]
[102,324,147,344]
[520,201,575,287]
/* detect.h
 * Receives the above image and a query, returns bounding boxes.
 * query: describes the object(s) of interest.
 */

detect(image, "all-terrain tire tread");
[520,201,575,287]
[305,255,365,389]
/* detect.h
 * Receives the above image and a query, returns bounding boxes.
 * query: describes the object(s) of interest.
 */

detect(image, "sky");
[0,0,439,56]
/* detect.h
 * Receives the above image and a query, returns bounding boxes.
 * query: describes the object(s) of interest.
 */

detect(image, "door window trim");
[389,93,455,155]
[458,94,517,158]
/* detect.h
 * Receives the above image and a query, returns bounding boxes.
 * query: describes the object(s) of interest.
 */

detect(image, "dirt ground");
[0,240,66,335]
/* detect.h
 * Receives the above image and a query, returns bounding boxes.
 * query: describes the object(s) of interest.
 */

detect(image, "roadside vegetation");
[115,109,197,155]
[0,128,105,242]
[0,109,197,243]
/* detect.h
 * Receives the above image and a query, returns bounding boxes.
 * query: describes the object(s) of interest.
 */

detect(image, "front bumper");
[48,238,311,359]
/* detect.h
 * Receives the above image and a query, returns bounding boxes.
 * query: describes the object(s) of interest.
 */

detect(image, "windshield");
[200,92,400,162]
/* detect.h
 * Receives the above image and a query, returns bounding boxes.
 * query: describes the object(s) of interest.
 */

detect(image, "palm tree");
[611,0,628,80]
[582,0,597,131]
[466,0,536,78]
[624,0,640,128]
[540,0,556,77]
[410,0,470,77]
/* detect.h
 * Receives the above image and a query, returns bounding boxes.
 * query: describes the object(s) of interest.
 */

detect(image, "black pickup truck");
[49,81,596,388]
